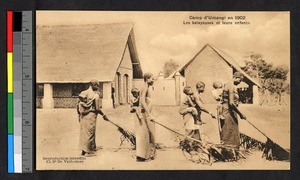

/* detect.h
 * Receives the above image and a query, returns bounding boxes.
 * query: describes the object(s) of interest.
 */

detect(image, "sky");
[37,11,290,76]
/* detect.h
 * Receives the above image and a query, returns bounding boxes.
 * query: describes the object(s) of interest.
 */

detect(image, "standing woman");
[220,72,247,149]
[77,80,109,157]
[136,72,156,162]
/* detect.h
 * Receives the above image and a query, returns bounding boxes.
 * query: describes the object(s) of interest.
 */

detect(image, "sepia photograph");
[36,11,290,170]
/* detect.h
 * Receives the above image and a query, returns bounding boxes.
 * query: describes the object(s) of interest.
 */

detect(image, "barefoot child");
[130,87,142,121]
[130,87,140,113]
[212,81,225,122]
[179,86,202,125]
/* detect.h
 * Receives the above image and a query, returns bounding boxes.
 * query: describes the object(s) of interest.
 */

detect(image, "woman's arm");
[194,95,215,118]
[228,84,246,119]
[94,94,103,115]
[94,93,109,120]
[140,85,150,113]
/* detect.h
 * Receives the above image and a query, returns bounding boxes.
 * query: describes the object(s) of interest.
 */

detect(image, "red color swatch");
[7,11,13,52]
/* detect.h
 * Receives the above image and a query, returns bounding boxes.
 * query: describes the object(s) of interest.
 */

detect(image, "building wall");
[37,43,138,109]
[185,46,233,103]
[114,44,133,105]
[132,76,185,106]
[132,78,180,106]
[37,83,104,108]
[152,79,177,105]
[179,76,187,104]
[132,79,144,90]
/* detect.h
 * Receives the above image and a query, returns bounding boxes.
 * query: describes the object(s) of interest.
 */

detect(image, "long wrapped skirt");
[79,112,97,152]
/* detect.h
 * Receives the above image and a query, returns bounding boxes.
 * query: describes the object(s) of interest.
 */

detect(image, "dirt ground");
[36,104,290,170]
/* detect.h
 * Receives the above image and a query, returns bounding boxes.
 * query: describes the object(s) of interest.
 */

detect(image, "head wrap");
[183,86,192,95]
[213,81,223,89]
[196,81,205,88]
[131,87,140,94]
[233,71,244,78]
[143,72,154,82]
[90,79,99,86]
[90,79,100,90]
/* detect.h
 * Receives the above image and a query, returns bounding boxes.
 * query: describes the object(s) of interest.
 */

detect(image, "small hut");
[169,43,261,104]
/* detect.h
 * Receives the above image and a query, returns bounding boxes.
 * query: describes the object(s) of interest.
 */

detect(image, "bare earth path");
[36,105,290,170]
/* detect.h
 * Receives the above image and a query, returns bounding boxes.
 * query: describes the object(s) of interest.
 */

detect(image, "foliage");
[163,59,179,78]
[242,53,289,94]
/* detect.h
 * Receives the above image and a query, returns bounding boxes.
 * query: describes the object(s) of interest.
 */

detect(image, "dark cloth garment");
[195,106,202,122]
[195,93,203,122]
[111,87,115,108]
[220,82,240,148]
[222,83,239,106]
[131,97,140,107]
[220,104,240,148]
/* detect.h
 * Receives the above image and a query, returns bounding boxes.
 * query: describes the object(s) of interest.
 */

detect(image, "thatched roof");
[37,23,143,83]
[168,43,261,87]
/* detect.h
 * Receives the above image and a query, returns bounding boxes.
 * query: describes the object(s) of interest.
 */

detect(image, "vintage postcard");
[36,11,290,170]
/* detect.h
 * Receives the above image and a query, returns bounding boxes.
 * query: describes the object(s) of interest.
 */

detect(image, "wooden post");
[174,72,181,105]
[252,85,259,105]
[102,82,113,109]
[42,83,54,109]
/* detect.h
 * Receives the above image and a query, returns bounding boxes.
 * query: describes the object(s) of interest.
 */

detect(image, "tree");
[242,53,289,105]
[163,59,179,78]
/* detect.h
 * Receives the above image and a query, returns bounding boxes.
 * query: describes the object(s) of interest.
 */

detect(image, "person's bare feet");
[81,150,97,157]
[136,156,147,162]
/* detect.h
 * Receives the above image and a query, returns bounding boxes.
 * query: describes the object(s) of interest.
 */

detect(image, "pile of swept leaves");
[179,139,251,165]
[110,120,290,163]
[240,133,290,161]
[179,133,289,165]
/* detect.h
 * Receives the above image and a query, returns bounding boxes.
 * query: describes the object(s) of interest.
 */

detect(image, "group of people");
[178,71,247,151]
[76,71,247,161]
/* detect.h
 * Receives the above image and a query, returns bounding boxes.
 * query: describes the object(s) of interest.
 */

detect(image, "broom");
[243,119,290,161]
[106,118,136,147]
[150,119,251,164]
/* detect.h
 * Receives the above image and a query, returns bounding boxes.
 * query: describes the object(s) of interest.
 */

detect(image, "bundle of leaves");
[240,133,290,161]
[262,138,290,161]
[179,139,251,164]
[240,133,264,150]
[107,120,136,148]
[179,139,211,164]
[117,126,136,147]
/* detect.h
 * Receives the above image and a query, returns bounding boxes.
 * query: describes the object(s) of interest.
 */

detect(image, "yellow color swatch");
[7,52,13,93]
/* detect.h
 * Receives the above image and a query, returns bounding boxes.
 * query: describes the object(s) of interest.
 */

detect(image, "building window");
[123,74,129,103]
[36,84,44,97]
[72,84,87,97]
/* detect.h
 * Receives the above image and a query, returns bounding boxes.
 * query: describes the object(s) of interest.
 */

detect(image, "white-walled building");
[36,23,143,109]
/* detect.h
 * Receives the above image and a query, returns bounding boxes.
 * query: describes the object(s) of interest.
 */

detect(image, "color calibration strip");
[7,10,14,173]
[7,11,33,173]
[21,11,33,173]
[14,11,23,173]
